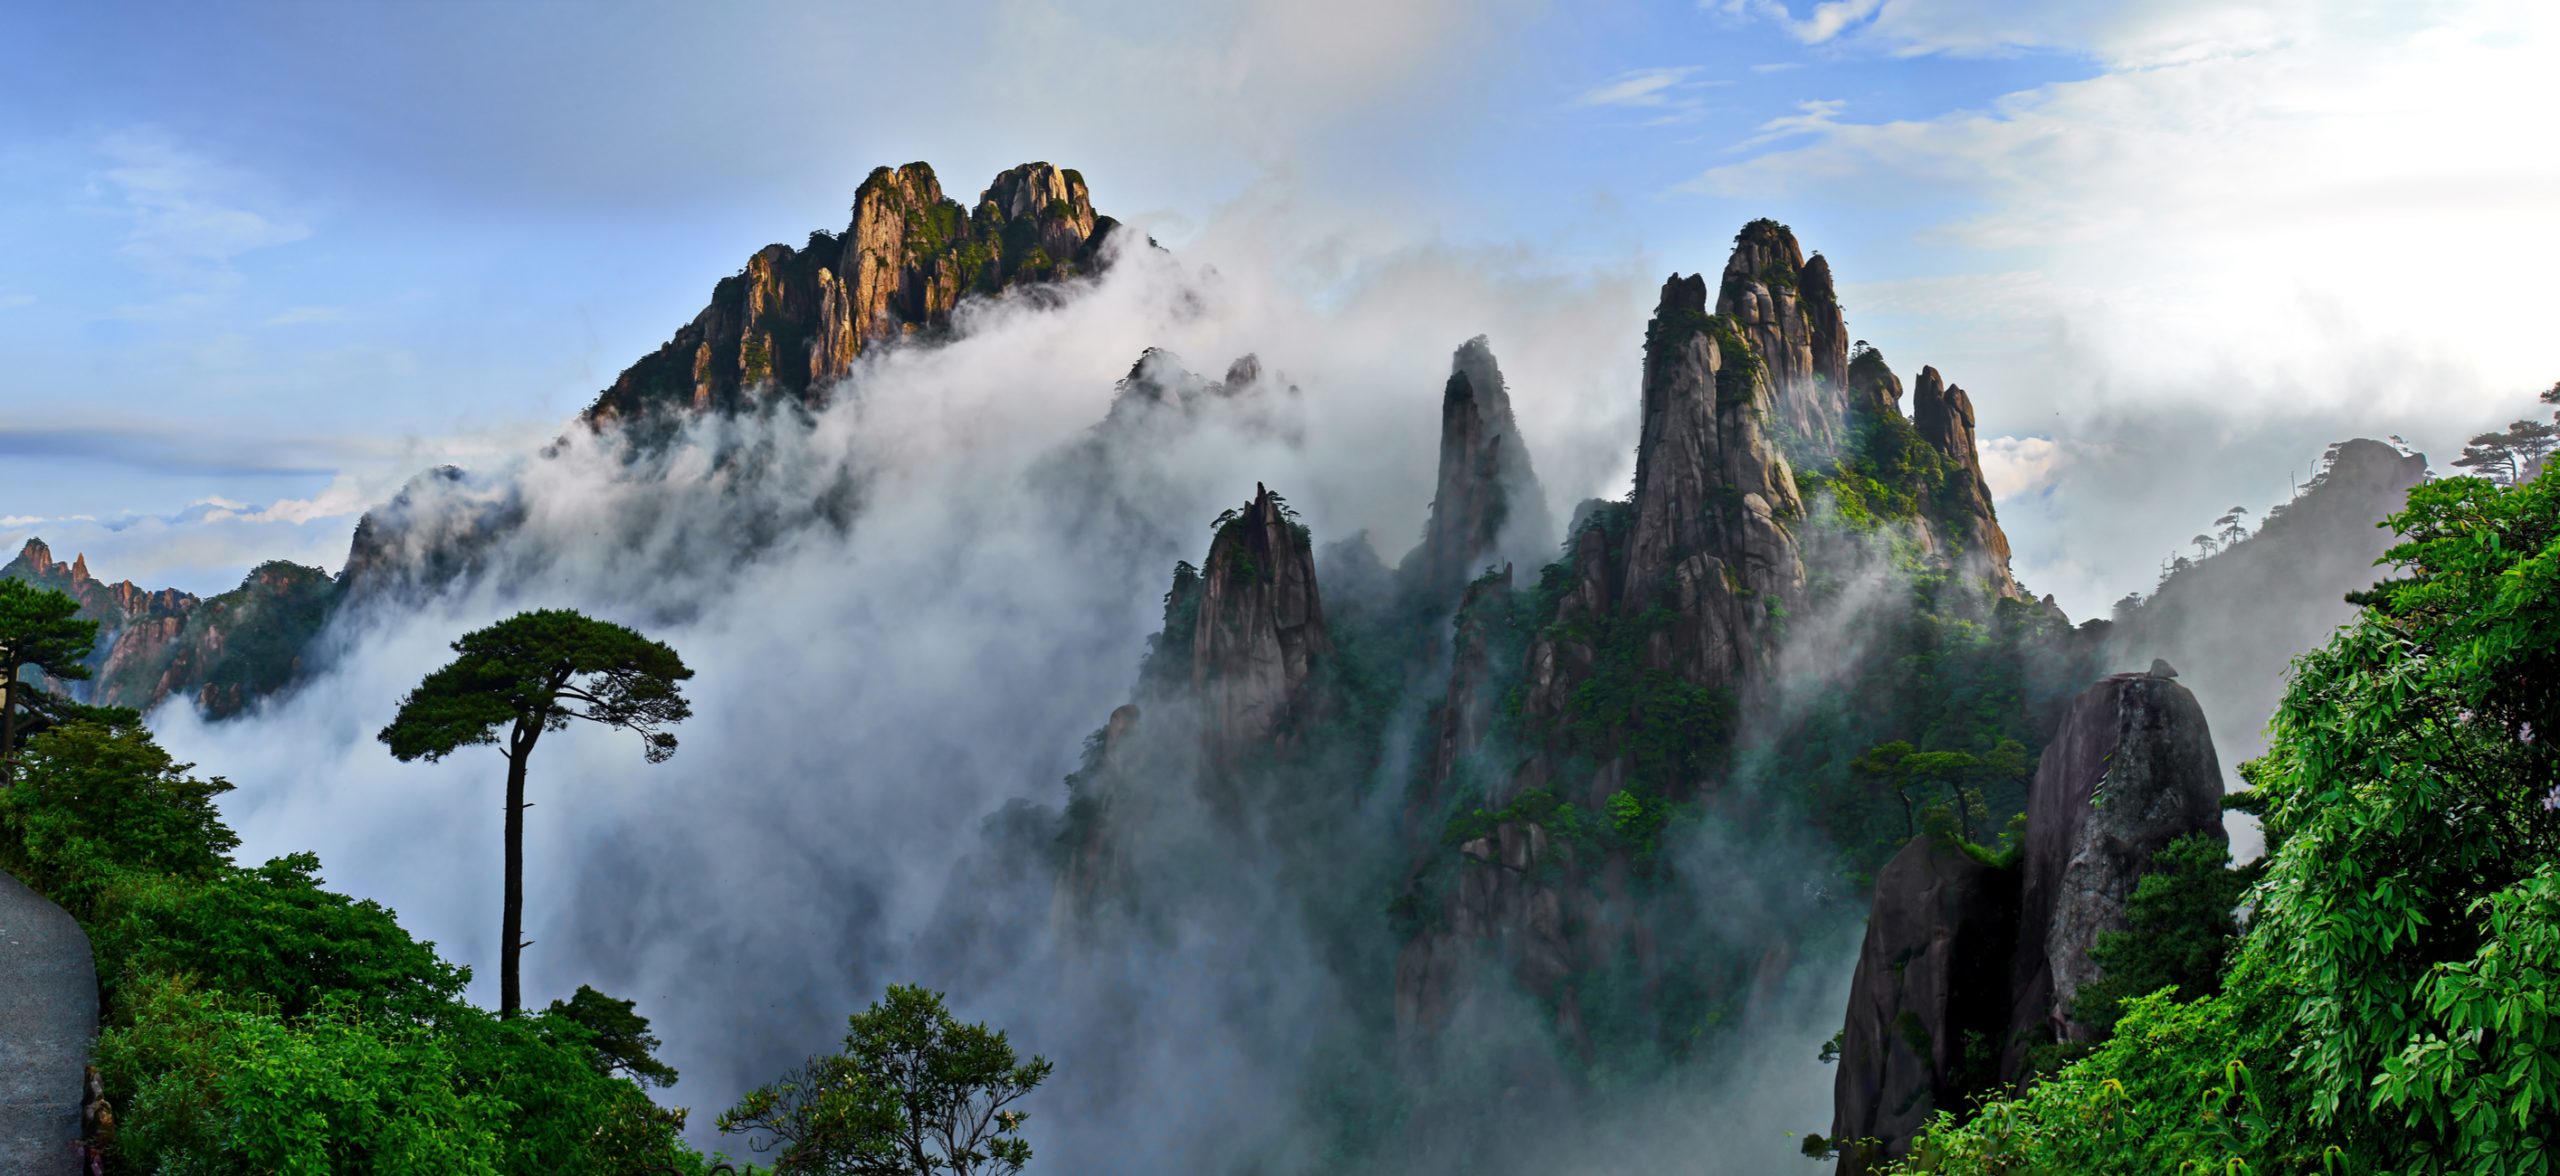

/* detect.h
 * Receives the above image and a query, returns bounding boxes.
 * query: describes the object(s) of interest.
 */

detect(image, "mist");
[134,205,1867,1170]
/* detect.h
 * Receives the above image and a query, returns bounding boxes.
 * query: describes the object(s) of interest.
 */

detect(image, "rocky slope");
[1829,664,2228,1173]
[582,161,1118,429]
[1,541,337,719]
[1718,218,1850,455]
[2108,437,2428,797]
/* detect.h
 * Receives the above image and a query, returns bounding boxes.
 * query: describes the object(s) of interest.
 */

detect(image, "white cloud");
[1976,434,2066,499]
[1726,0,2318,64]
[262,306,346,327]
[93,132,308,291]
[1573,66,1706,108]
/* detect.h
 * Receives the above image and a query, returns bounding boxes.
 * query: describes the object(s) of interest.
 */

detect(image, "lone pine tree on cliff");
[0,578,100,789]
[378,608,692,1016]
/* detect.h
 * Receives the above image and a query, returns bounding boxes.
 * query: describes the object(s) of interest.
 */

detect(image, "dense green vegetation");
[718,984,1051,1175]
[0,710,705,1173]
[1898,466,2560,1174]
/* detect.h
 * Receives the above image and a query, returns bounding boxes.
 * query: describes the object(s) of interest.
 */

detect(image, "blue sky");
[4,0,2555,617]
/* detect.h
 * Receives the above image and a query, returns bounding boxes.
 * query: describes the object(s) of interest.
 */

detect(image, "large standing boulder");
[0,870,97,1176]
[2005,666,2228,1069]
[1830,838,2019,1175]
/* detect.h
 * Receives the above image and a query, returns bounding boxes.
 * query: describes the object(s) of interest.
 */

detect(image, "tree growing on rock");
[720,983,1052,1175]
[377,609,692,1016]
[0,579,99,788]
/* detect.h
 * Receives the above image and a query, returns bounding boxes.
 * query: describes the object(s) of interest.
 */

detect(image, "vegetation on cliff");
[1897,464,2560,1173]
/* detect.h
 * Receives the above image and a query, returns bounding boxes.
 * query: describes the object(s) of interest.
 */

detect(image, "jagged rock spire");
[1717,219,1852,453]
[1406,336,1553,602]
[1625,272,1806,683]
[1194,483,1332,757]
[1912,366,2018,596]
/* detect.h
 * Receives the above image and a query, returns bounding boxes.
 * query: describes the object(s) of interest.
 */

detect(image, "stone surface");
[3,540,335,719]
[584,161,1118,428]
[1831,837,2018,1176]
[1623,272,1806,690]
[1403,337,1554,602]
[1910,366,2020,598]
[1716,220,1850,454]
[1193,483,1333,758]
[0,870,96,1176]
[2005,671,2228,1068]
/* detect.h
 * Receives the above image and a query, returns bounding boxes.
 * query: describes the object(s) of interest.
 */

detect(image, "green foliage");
[0,577,99,782]
[0,718,234,916]
[378,608,695,766]
[720,983,1052,1175]
[2073,834,2247,1040]
[547,983,680,1087]
[1899,466,2560,1174]
[96,853,468,1023]
[0,717,706,1174]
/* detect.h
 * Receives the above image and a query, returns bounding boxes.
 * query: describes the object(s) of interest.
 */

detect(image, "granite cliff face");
[1717,219,1849,454]
[1194,484,1333,758]
[1402,337,1554,602]
[2109,437,2429,791]
[2,541,337,719]
[2005,668,2227,1062]
[1910,366,2019,597]
[1830,837,2018,1176]
[584,161,1118,428]
[1829,666,2228,1171]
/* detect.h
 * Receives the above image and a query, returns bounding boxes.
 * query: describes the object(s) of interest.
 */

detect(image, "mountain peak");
[584,160,1121,430]
[1717,218,1849,451]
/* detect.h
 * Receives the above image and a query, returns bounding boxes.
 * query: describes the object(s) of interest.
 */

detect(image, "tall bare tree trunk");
[502,722,535,1017]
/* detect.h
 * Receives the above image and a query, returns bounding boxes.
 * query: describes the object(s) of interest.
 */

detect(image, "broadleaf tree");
[377,608,692,1016]
[720,984,1052,1175]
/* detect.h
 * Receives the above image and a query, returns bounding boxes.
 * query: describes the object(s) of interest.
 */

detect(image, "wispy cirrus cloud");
[91,132,308,294]
[1570,65,1727,123]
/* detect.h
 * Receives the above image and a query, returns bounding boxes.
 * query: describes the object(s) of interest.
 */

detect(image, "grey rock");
[1193,483,1332,759]
[1,870,96,1176]
[2006,671,2227,1070]
[1831,838,2018,1176]
[1404,338,1555,602]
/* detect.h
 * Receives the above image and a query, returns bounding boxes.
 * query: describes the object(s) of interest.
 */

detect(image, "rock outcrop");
[1830,838,2019,1176]
[1716,219,1850,454]
[1,541,335,718]
[2005,669,2227,1064]
[1910,366,2018,597]
[584,161,1118,428]
[1193,484,1332,758]
[1829,668,2228,1169]
[2108,437,2429,798]
[1621,272,1806,691]
[1403,337,1553,602]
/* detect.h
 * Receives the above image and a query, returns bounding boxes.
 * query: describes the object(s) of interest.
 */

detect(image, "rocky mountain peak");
[1716,219,1851,452]
[1909,366,2018,595]
[585,160,1120,430]
[1193,483,1332,757]
[15,538,55,578]
[1626,270,1806,686]
[1404,336,1554,603]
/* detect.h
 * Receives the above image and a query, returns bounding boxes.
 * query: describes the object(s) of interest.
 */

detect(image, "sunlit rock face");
[583,160,1118,429]
[1716,219,1849,455]
[2,539,335,719]
[1910,365,2020,598]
